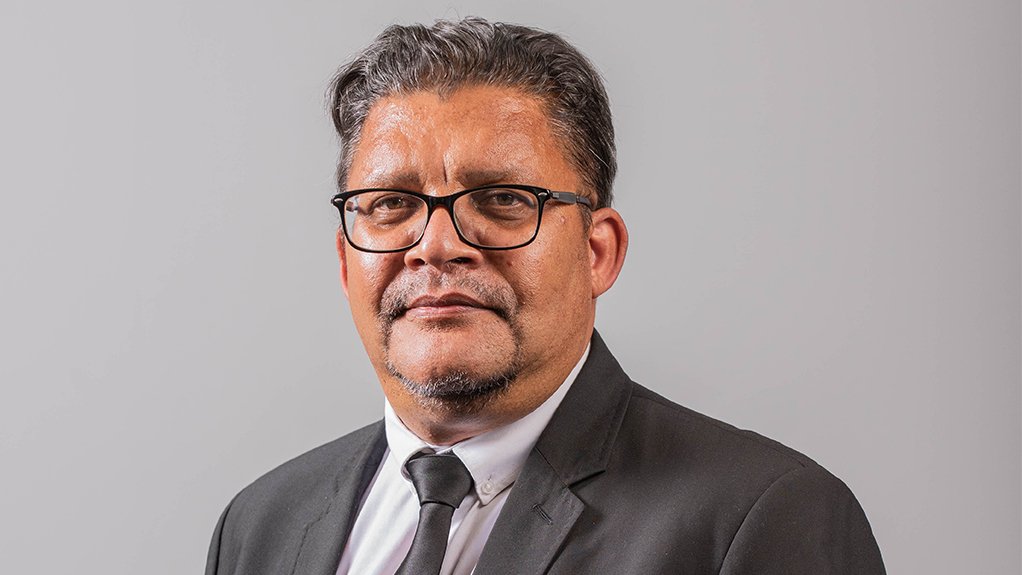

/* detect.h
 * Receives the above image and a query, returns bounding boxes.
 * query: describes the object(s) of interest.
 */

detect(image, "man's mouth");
[399,292,492,320]
[379,273,516,324]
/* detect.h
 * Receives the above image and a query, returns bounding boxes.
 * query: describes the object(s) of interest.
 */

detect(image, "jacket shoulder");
[626,383,817,473]
[231,420,385,511]
[593,382,884,572]
[206,421,385,575]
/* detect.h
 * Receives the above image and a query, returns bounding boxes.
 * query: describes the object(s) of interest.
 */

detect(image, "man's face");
[338,86,603,421]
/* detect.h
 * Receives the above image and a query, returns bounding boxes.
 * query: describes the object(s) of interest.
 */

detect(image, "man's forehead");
[348,86,574,191]
[359,88,551,144]
[370,86,548,119]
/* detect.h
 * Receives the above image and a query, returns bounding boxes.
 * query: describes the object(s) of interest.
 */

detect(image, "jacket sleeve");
[719,464,886,575]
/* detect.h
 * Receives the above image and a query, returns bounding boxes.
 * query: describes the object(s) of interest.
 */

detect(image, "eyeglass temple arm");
[547,191,593,209]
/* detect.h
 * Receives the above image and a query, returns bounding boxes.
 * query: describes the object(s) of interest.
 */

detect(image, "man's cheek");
[351,264,396,310]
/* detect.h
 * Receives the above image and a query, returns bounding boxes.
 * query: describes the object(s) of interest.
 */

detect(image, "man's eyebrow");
[357,170,422,190]
[358,168,527,191]
[453,168,522,188]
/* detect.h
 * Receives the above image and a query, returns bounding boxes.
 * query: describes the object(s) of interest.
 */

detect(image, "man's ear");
[588,207,628,298]
[336,229,350,297]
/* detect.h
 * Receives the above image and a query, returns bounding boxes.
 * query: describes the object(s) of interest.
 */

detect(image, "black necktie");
[395,452,474,575]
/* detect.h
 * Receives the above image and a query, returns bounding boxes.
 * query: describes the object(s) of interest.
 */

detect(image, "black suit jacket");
[206,332,885,574]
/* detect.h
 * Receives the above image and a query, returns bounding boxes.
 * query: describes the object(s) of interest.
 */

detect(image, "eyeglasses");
[331,184,593,253]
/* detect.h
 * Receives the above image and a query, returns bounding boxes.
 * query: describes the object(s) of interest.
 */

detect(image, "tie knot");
[405,452,474,508]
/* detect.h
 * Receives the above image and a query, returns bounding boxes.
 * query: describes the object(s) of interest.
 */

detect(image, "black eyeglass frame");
[330,184,593,253]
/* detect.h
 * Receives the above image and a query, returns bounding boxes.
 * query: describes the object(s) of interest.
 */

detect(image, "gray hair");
[329,17,616,209]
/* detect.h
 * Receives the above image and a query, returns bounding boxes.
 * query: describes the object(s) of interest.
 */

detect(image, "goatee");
[378,270,523,413]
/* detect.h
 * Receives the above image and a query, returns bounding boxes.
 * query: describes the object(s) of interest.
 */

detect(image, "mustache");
[379,272,517,323]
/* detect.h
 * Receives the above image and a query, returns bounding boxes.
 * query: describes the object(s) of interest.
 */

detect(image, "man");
[206,17,885,575]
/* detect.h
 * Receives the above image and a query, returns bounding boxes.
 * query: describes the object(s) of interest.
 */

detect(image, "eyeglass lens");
[342,189,541,251]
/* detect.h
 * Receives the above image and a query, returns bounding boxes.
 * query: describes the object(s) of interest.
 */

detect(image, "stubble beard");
[378,272,524,415]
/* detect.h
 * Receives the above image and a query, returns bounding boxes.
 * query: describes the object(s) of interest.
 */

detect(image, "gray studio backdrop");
[2,1,1018,573]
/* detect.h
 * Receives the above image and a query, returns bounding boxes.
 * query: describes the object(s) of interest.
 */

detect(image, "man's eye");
[371,194,411,211]
[474,190,535,209]
[491,193,520,206]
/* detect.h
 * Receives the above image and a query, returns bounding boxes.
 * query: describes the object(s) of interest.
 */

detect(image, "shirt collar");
[384,344,590,505]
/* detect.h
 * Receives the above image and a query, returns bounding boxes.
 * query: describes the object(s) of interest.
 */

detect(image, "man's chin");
[383,321,521,412]
[386,363,517,414]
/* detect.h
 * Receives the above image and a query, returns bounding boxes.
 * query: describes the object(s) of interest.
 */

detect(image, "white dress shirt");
[336,346,589,575]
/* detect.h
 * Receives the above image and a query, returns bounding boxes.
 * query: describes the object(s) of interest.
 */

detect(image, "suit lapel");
[475,331,633,574]
[291,421,387,575]
[472,451,584,575]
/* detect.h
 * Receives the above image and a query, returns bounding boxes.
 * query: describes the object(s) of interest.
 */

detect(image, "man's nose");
[403,206,481,270]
